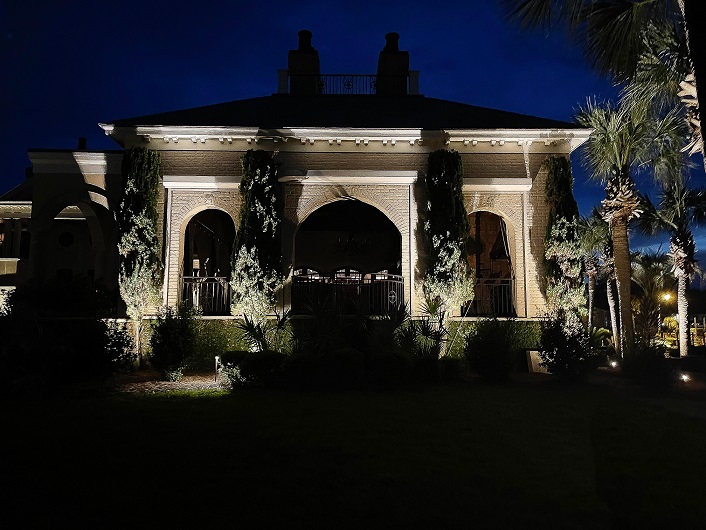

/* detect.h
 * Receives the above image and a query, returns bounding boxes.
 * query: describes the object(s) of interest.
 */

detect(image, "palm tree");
[631,251,671,342]
[637,176,706,355]
[504,0,704,165]
[576,99,684,356]
[578,210,613,335]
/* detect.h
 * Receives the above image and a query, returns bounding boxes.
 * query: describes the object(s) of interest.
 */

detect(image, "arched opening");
[181,209,235,315]
[292,199,403,314]
[465,211,515,317]
[27,199,119,316]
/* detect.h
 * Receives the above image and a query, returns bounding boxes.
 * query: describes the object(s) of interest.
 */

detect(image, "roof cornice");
[101,124,590,152]
[446,128,591,152]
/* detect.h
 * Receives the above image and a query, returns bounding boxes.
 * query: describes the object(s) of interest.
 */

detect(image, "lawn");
[2,380,705,528]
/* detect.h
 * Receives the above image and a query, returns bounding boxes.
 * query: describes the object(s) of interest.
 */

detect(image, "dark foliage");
[149,306,196,380]
[0,316,135,395]
[538,315,601,379]
[281,347,368,389]
[544,156,581,283]
[5,276,118,318]
[424,149,469,251]
[232,149,283,277]
[221,350,285,387]
[464,319,521,383]
[622,342,673,391]
[422,149,470,283]
[118,147,162,278]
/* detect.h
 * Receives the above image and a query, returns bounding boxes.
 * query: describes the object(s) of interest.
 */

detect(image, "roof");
[0,178,33,201]
[109,94,581,130]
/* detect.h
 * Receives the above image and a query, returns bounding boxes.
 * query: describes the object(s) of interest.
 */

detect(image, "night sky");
[2,0,702,249]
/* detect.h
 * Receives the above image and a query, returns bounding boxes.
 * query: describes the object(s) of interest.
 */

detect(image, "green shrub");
[464,319,520,382]
[149,306,196,380]
[221,350,285,387]
[538,315,600,378]
[105,321,137,373]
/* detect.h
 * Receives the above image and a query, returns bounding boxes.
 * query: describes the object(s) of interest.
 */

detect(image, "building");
[0,31,590,318]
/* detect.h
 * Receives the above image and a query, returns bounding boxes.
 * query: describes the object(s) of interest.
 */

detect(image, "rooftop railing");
[279,71,420,95]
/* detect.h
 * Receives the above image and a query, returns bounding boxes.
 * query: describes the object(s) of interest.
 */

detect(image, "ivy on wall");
[230,150,283,321]
[117,147,162,325]
[542,156,585,320]
[421,149,474,313]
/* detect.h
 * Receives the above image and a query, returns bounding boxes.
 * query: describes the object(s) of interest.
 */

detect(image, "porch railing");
[292,272,404,315]
[462,278,515,317]
[181,276,230,315]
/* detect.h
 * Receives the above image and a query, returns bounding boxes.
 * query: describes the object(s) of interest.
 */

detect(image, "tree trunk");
[677,272,689,357]
[681,0,705,169]
[606,278,620,357]
[611,215,634,357]
[587,271,596,335]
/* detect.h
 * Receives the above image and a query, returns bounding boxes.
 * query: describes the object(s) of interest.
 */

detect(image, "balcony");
[292,272,404,315]
[463,278,515,317]
[181,276,230,315]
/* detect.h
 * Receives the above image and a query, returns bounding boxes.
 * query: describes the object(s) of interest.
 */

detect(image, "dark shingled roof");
[0,178,33,201]
[110,94,581,130]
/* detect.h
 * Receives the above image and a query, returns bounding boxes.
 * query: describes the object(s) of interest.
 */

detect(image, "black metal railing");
[292,272,404,315]
[181,276,230,315]
[462,278,515,317]
[287,74,412,95]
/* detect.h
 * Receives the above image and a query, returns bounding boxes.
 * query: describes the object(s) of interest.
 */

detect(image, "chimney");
[77,137,87,150]
[287,30,321,94]
[376,33,409,96]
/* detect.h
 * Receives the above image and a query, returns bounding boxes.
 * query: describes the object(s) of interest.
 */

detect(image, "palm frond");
[582,0,666,80]
[502,0,587,30]
[621,22,690,113]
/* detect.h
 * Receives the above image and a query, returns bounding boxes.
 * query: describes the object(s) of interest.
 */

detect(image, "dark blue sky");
[3,0,701,246]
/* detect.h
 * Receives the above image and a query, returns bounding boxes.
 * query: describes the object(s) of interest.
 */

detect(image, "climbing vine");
[421,149,474,314]
[230,150,283,321]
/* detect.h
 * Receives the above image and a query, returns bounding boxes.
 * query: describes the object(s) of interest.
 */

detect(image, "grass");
[2,380,706,528]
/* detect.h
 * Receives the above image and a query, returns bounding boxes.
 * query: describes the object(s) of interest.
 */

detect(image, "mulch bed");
[109,370,226,393]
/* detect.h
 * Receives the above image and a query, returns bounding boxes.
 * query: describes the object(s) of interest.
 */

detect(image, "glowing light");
[662,293,672,302]
[680,373,690,383]
[610,361,618,369]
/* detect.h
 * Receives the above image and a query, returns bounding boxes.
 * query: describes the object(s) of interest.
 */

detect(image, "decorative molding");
[0,202,32,217]
[464,192,523,230]
[463,178,532,192]
[163,175,241,189]
[28,152,123,175]
[279,170,417,185]
[446,128,591,152]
